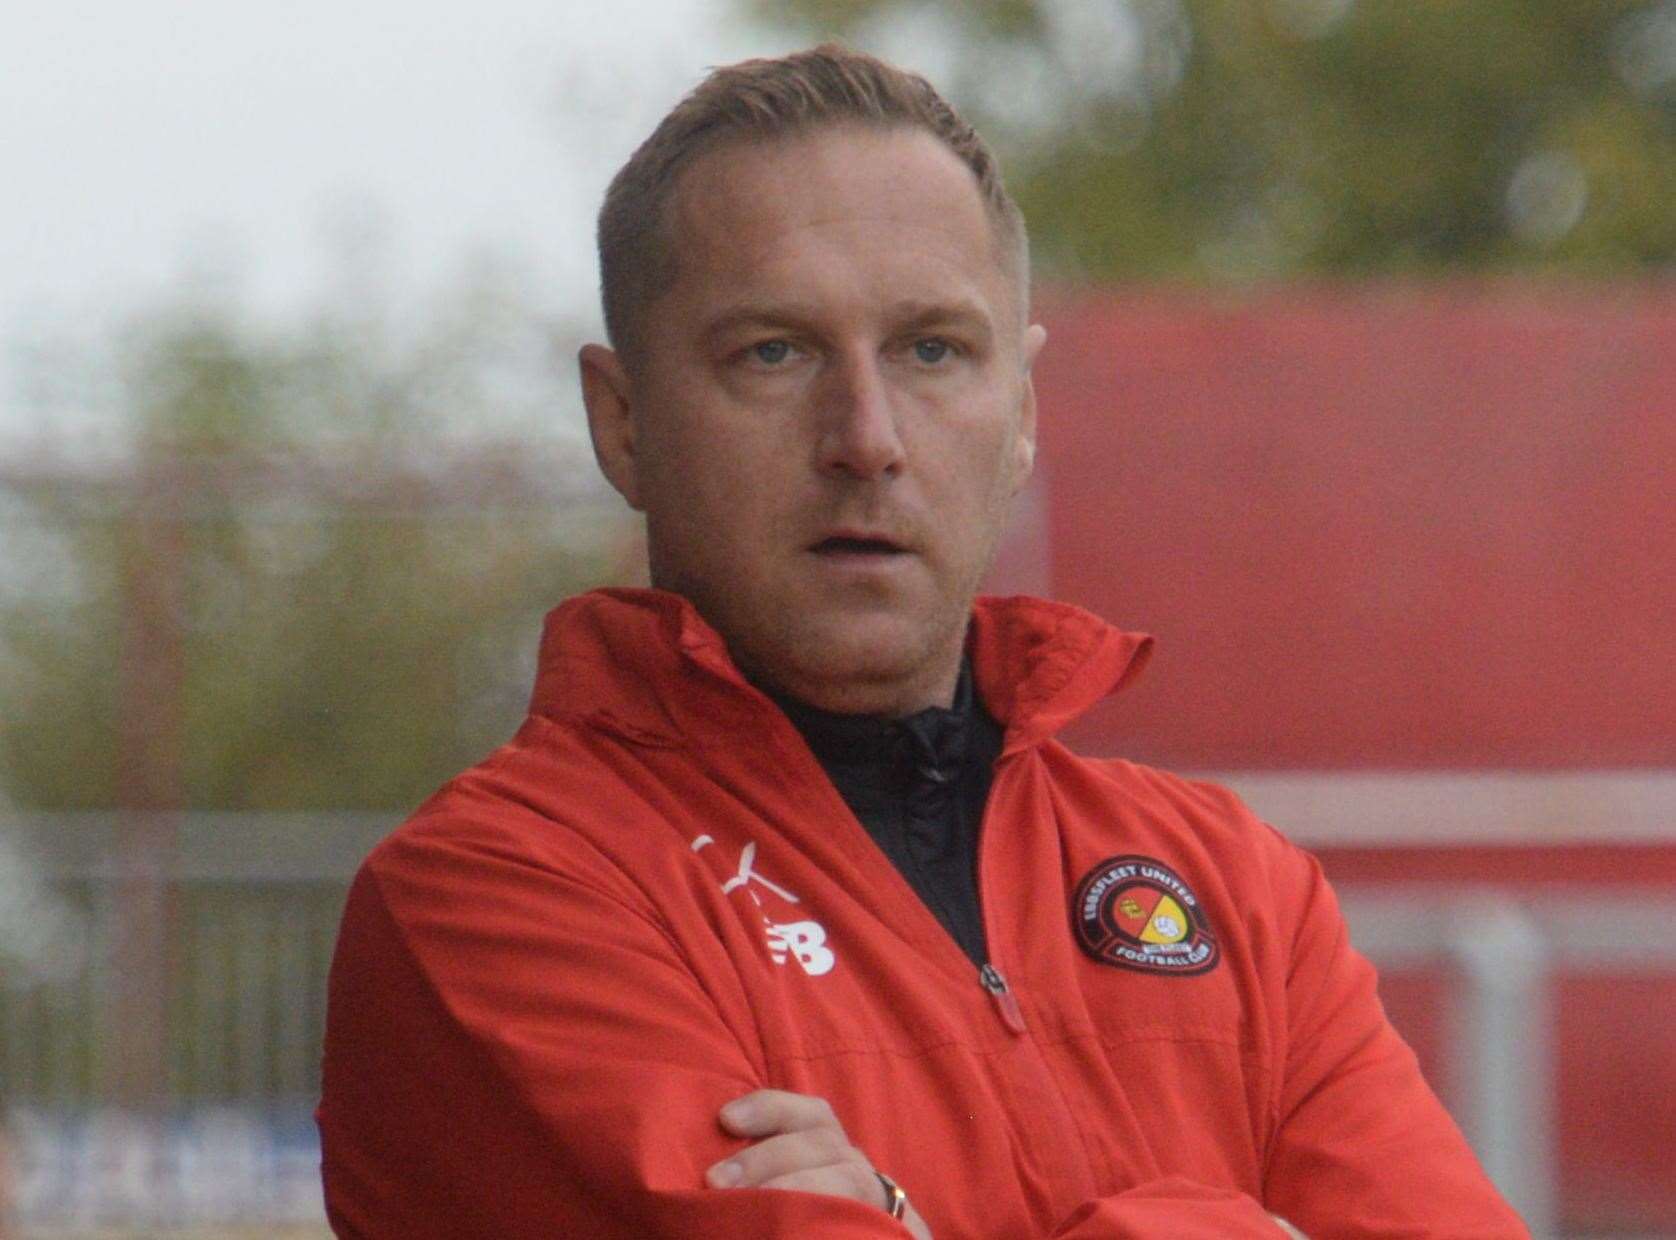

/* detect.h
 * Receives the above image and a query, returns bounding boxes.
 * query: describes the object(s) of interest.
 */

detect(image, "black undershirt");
[768,661,1004,967]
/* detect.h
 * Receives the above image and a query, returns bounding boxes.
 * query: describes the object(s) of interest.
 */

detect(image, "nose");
[815,349,906,480]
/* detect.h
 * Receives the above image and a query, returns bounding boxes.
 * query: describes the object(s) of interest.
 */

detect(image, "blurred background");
[1,1,1672,1236]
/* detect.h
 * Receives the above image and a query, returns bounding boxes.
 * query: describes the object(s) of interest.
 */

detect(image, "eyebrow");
[890,299,996,343]
[699,303,823,348]
[699,298,996,349]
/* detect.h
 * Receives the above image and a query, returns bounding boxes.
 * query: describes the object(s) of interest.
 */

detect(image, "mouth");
[812,535,906,555]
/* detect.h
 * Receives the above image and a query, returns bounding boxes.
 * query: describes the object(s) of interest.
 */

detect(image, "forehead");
[660,125,1013,321]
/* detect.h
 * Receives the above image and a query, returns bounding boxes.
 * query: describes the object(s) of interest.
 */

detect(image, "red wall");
[1033,284,1676,769]
[1024,285,1676,1231]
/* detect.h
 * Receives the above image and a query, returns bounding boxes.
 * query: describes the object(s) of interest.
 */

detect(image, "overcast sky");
[0,0,797,430]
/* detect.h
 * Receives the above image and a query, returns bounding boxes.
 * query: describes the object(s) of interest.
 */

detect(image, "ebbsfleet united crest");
[1072,855,1220,976]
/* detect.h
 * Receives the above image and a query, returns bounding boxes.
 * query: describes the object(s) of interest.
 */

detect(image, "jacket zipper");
[973,737,1027,1035]
[979,961,1027,1035]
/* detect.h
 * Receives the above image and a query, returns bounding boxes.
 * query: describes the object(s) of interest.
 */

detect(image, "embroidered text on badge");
[1072,855,1219,975]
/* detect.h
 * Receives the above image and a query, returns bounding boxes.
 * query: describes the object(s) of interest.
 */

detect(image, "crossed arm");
[319,817,1523,1238]
[706,1086,1311,1240]
[707,1089,935,1240]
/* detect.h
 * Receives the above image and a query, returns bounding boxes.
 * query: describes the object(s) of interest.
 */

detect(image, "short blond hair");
[597,43,1028,362]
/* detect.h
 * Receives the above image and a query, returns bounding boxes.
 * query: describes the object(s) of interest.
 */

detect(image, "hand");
[708,1088,932,1239]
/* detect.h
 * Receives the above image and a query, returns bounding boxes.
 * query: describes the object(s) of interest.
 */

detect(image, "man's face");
[582,124,1044,714]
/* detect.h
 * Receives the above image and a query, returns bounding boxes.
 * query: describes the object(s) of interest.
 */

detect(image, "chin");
[766,604,958,708]
[808,603,927,662]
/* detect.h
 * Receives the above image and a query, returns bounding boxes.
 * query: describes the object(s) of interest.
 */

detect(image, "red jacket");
[318,588,1526,1238]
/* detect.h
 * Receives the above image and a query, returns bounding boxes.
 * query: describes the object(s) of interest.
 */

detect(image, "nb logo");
[766,920,836,977]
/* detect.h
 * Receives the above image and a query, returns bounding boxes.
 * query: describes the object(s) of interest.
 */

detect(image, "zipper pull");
[979,962,1027,1035]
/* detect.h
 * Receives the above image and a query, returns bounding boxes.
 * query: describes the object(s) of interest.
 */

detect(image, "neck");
[741,653,962,718]
[766,659,972,726]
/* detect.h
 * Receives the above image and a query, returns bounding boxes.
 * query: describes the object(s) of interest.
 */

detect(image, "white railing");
[1342,890,1676,1240]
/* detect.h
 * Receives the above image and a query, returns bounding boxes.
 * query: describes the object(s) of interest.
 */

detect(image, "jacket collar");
[527,588,1152,755]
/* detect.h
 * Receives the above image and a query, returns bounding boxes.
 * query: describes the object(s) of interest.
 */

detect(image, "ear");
[579,343,644,511]
[1009,323,1047,493]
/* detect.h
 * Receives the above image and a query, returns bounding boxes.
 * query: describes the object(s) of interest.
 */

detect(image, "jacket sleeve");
[318,814,913,1239]
[1046,1177,1297,1237]
[1256,840,1529,1238]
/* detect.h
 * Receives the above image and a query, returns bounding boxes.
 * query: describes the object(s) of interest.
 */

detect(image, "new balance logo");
[766,920,835,976]
[692,834,837,977]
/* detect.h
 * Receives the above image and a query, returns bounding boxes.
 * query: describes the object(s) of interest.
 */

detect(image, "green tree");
[0,265,620,812]
[747,0,1676,281]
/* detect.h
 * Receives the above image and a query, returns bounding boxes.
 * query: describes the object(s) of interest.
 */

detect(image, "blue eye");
[752,340,792,365]
[913,338,950,364]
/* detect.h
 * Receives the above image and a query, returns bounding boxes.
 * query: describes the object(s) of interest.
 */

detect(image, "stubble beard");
[740,527,1002,715]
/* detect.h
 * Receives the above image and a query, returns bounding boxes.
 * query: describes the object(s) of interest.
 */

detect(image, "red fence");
[1012,284,1676,1234]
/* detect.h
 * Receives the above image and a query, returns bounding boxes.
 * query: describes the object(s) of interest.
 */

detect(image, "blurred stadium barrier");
[1,812,387,1232]
[1337,889,1676,1240]
[9,1104,322,1231]
[5,811,1676,1235]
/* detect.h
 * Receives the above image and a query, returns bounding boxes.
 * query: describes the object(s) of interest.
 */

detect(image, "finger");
[707,1128,861,1189]
[755,1161,886,1207]
[719,1089,840,1138]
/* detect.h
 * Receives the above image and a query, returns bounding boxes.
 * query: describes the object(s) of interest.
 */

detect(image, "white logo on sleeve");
[766,920,836,976]
[715,840,799,903]
[692,834,836,977]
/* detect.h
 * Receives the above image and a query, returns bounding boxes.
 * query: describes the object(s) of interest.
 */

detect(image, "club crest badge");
[1072,855,1219,975]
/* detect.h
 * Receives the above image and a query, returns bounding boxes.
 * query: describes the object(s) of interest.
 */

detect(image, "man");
[319,45,1527,1238]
